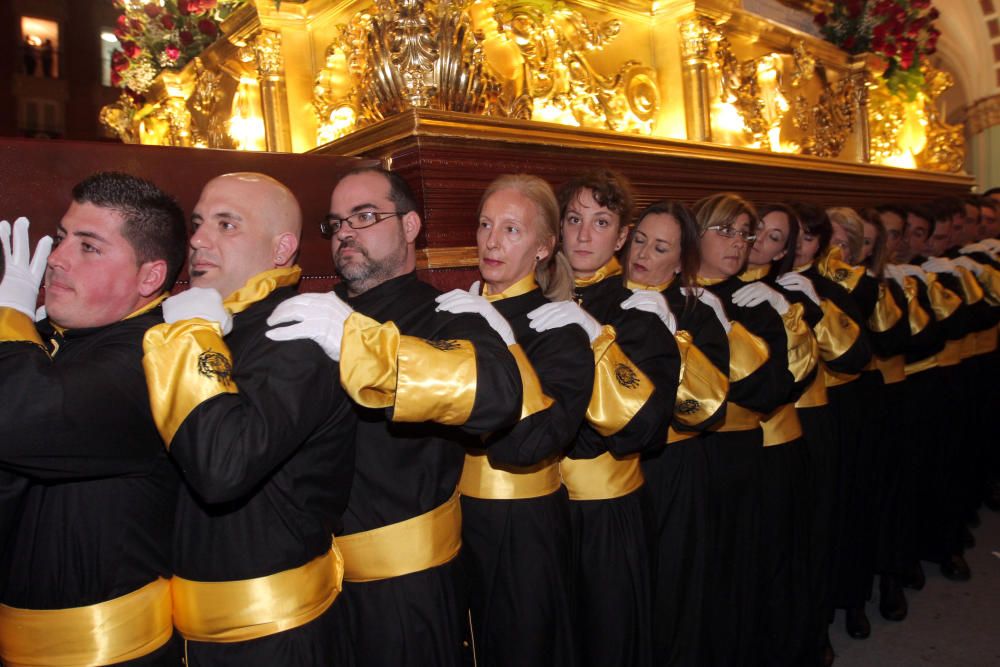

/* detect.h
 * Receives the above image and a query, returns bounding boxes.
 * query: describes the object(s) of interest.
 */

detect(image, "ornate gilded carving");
[99,93,140,144]
[253,30,284,79]
[917,66,965,173]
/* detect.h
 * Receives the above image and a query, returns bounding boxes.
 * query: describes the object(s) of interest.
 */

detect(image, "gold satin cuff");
[339,313,479,425]
[667,427,698,444]
[905,356,937,376]
[874,355,906,384]
[673,330,727,427]
[795,370,829,408]
[903,277,931,334]
[0,578,172,667]
[815,299,860,362]
[977,266,1000,306]
[586,330,654,437]
[959,332,978,360]
[955,266,985,305]
[714,403,763,432]
[936,339,963,367]
[142,320,237,445]
[338,492,462,582]
[824,367,861,387]
[458,452,561,500]
[340,312,399,409]
[172,547,343,643]
[925,275,961,321]
[560,452,644,501]
[761,403,803,447]
[817,248,864,291]
[868,282,904,333]
[974,327,998,355]
[0,308,42,347]
[509,343,554,420]
[783,302,819,383]
[728,322,770,382]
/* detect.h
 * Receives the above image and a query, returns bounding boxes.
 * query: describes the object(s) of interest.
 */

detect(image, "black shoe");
[845,607,871,639]
[879,576,908,621]
[901,561,925,591]
[962,525,976,549]
[823,631,835,666]
[940,554,971,581]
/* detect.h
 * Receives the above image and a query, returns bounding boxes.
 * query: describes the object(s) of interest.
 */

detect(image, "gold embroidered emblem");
[615,363,640,389]
[834,268,849,282]
[677,399,700,415]
[426,339,460,351]
[198,349,233,385]
[839,314,851,329]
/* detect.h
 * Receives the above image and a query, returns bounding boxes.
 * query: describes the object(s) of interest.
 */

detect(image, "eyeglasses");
[321,211,399,237]
[704,224,757,243]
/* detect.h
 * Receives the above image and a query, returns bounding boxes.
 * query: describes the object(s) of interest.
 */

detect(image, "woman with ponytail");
[436,174,591,667]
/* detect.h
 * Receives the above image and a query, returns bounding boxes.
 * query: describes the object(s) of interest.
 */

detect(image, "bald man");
[140,173,357,665]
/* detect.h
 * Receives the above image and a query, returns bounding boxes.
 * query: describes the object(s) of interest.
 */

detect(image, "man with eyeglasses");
[266,166,524,667]
[139,172,358,664]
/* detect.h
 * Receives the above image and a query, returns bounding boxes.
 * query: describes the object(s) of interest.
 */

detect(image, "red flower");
[160,14,175,30]
[179,30,194,46]
[143,3,162,19]
[122,40,141,59]
[165,44,180,62]
[111,70,121,87]
[928,8,940,20]
[815,12,829,27]
[197,19,218,37]
[843,35,857,51]
[913,0,931,8]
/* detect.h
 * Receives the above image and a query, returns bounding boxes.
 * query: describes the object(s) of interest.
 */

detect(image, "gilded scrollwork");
[917,66,965,173]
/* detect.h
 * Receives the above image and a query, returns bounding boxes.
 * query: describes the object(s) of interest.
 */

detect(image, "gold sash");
[338,492,462,583]
[974,327,998,355]
[795,370,829,408]
[171,547,343,643]
[667,426,698,444]
[824,367,861,387]
[0,578,172,667]
[936,339,963,367]
[458,452,561,500]
[714,403,763,432]
[560,452,644,501]
[875,355,906,385]
[959,332,978,360]
[761,403,803,447]
[905,355,937,376]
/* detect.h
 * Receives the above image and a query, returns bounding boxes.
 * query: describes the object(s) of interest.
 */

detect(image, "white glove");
[681,286,731,334]
[952,255,985,276]
[265,291,354,361]
[980,238,1000,251]
[621,289,676,334]
[776,272,820,306]
[435,289,516,346]
[896,263,929,283]
[0,217,53,319]
[731,282,790,315]
[884,263,906,287]
[162,286,232,335]
[921,257,958,276]
[958,241,996,256]
[468,280,481,295]
[527,300,602,343]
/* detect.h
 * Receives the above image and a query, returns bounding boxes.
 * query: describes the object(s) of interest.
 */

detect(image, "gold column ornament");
[679,17,714,142]
[847,53,873,163]
[252,29,292,152]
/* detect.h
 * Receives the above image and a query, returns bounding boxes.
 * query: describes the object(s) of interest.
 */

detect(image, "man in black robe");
[266,167,523,667]
[0,172,187,666]
[141,172,357,665]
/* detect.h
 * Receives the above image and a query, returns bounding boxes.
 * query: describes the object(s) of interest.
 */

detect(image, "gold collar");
[483,273,538,302]
[574,257,622,288]
[224,266,303,315]
[739,264,772,282]
[624,275,674,292]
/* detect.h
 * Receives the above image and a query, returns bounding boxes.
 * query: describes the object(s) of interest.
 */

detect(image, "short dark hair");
[905,204,934,226]
[787,201,832,254]
[983,187,1000,198]
[72,172,186,292]
[978,195,997,212]
[557,170,635,226]
[341,166,419,216]
[929,196,963,221]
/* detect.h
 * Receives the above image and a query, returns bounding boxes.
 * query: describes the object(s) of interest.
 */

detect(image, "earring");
[535,255,541,261]
[276,255,284,263]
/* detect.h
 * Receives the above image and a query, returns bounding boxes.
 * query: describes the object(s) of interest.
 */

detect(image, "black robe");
[698,275,792,667]
[461,286,592,667]
[0,307,180,666]
[335,272,522,667]
[642,279,728,667]
[164,285,357,666]
[570,273,680,667]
